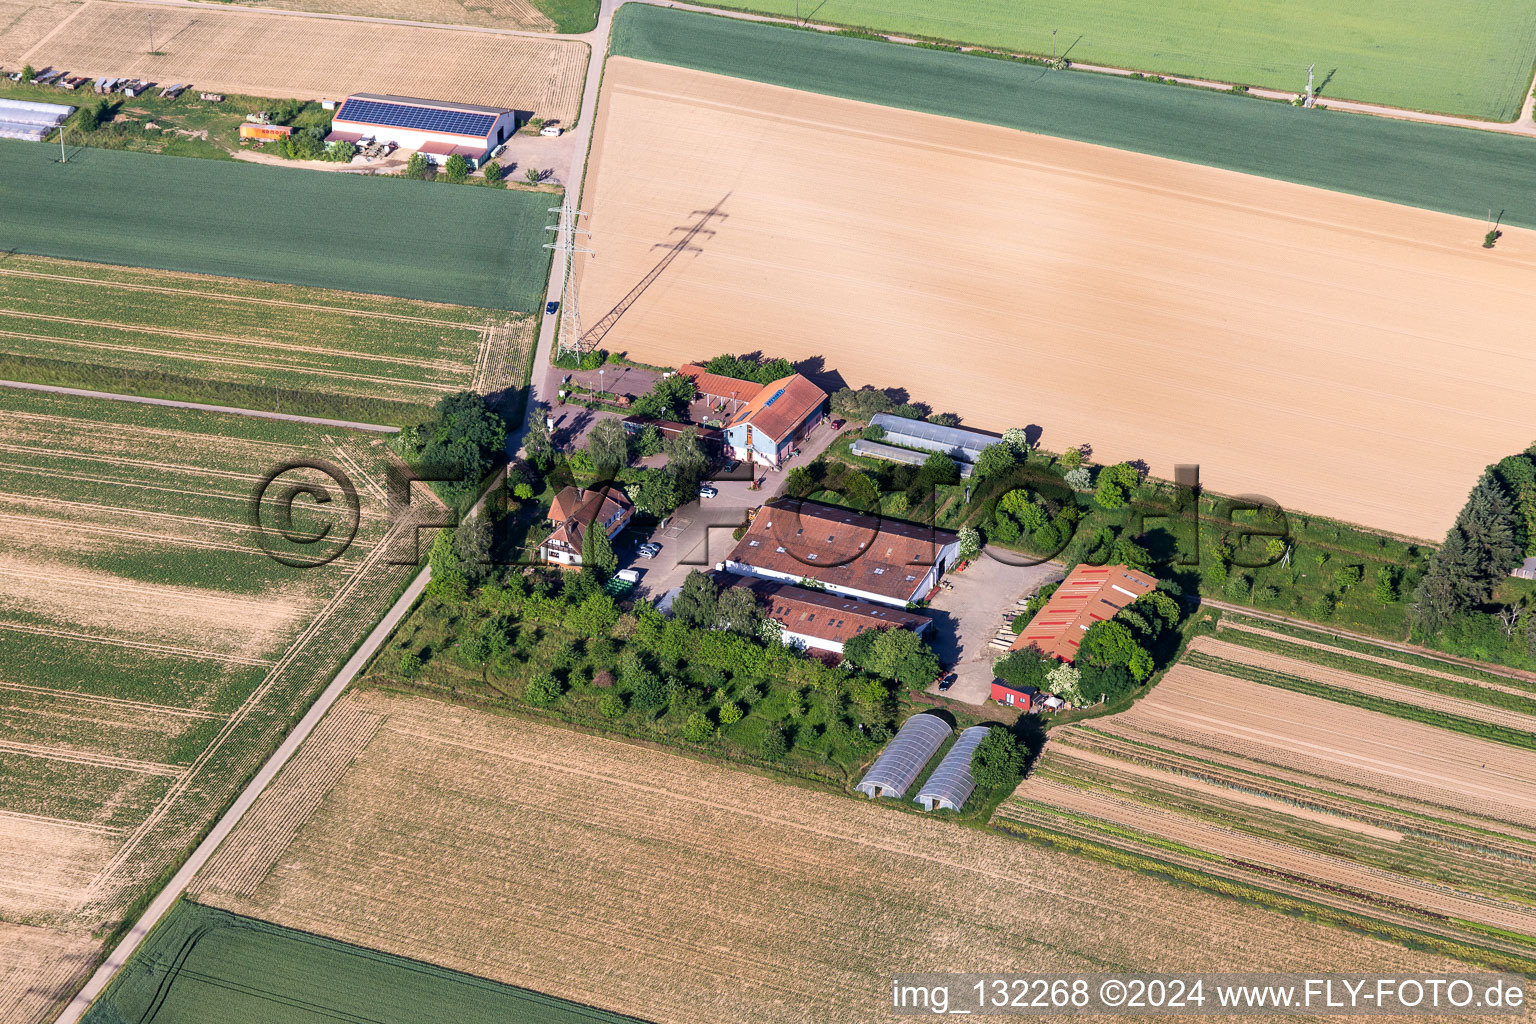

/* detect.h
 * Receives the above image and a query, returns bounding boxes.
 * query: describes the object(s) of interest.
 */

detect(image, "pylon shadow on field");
[580,194,730,351]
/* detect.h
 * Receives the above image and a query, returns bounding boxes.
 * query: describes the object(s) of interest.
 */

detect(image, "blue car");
[545,301,560,315]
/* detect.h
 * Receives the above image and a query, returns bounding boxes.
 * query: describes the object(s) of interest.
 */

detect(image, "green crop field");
[84,900,643,1024]
[0,141,554,310]
[690,0,1536,120]
[0,389,420,1018]
[0,253,532,424]
[612,7,1536,229]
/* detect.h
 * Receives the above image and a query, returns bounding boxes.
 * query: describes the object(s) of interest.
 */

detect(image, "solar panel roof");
[337,97,496,138]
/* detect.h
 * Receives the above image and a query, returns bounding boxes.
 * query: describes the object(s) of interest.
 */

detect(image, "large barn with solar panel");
[327,93,517,166]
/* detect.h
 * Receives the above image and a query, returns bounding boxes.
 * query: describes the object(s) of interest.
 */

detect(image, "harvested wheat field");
[243,0,553,31]
[0,390,419,1023]
[1004,642,1536,962]
[19,1,586,120]
[0,0,79,62]
[191,689,1522,1023]
[578,58,1536,539]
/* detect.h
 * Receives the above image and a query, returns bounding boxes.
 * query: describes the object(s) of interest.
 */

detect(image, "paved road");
[52,565,432,1024]
[0,380,399,432]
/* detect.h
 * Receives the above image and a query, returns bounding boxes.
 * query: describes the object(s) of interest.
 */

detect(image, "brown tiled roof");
[727,499,957,602]
[1010,563,1157,662]
[546,485,631,554]
[679,364,760,407]
[726,373,827,444]
[728,576,929,646]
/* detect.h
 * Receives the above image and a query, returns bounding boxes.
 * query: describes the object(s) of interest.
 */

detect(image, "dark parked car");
[545,300,560,315]
[937,674,956,693]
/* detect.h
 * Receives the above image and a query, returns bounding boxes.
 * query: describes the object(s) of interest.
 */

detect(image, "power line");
[543,204,593,359]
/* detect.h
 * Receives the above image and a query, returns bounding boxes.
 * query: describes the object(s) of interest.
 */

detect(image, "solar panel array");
[855,713,951,799]
[337,98,496,138]
[916,725,990,812]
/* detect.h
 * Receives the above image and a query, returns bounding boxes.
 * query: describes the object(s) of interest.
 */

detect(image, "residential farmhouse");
[539,485,633,567]
[725,576,931,654]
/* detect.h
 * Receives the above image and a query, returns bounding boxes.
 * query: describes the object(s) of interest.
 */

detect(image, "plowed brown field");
[20,1,587,121]
[192,690,1514,1023]
[578,59,1536,539]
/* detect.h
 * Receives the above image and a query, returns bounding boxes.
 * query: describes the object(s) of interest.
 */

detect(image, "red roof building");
[1010,563,1157,662]
[680,364,827,469]
[990,680,1035,711]
[725,575,930,653]
[725,499,961,607]
[540,485,633,567]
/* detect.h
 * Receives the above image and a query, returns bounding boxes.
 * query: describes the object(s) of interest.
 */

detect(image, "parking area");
[924,555,1064,706]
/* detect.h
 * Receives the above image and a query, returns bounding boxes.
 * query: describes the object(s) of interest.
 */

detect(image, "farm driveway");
[926,555,1063,705]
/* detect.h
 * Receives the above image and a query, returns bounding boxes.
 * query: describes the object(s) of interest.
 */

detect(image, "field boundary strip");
[608,6,1536,230]
[0,680,223,720]
[0,266,493,329]
[0,310,472,374]
[0,381,401,433]
[0,620,269,666]
[0,738,185,778]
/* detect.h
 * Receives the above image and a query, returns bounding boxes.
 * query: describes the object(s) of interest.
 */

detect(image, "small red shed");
[990,679,1034,711]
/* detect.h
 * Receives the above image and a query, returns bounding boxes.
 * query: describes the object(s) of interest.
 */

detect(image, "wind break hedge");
[610,6,1536,230]
[0,141,554,311]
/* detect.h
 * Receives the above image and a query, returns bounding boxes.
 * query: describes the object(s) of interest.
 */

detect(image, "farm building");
[855,712,951,800]
[327,93,516,166]
[915,725,990,812]
[621,416,724,452]
[850,438,975,478]
[724,576,930,654]
[1010,563,1156,662]
[681,363,827,469]
[0,97,74,141]
[725,498,960,607]
[539,485,633,566]
[990,679,1035,710]
[866,413,1000,466]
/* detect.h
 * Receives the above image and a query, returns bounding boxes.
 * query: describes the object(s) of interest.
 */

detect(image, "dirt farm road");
[0,379,399,432]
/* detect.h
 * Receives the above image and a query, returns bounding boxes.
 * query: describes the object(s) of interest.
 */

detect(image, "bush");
[523,674,564,707]
[404,152,432,180]
[682,711,713,742]
[444,153,470,183]
[861,423,886,442]
[759,722,789,761]
[970,727,1026,793]
[481,160,504,186]
[718,700,742,725]
[598,691,625,719]
[398,651,422,677]
[326,141,357,163]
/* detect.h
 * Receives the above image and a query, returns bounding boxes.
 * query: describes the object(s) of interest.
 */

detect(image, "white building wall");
[331,111,515,163]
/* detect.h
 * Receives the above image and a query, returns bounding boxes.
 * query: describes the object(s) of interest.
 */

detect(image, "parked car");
[545,300,559,315]
[637,543,661,559]
[539,124,562,137]
[937,674,955,693]
[697,484,719,499]
[723,459,740,473]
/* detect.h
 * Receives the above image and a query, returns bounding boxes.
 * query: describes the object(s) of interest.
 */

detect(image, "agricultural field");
[82,900,640,1024]
[0,140,554,310]
[16,1,588,122]
[0,389,419,1024]
[242,0,595,32]
[189,689,1523,1023]
[0,253,532,424]
[685,0,1536,120]
[0,0,78,63]
[578,56,1536,540]
[1001,613,1536,965]
[611,6,1536,228]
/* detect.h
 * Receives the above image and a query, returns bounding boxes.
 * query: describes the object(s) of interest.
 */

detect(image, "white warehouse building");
[327,93,517,166]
